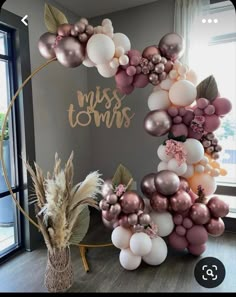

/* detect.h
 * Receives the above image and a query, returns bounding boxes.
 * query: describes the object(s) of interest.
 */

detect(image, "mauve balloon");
[170,190,192,213]
[120,191,142,214]
[207,196,229,218]
[189,203,211,225]
[144,110,172,137]
[188,244,206,256]
[150,193,169,212]
[140,173,156,198]
[179,177,190,193]
[55,37,85,68]
[168,231,188,250]
[186,225,208,245]
[154,170,180,196]
[159,33,185,61]
[38,32,57,59]
[118,214,130,228]
[205,217,225,236]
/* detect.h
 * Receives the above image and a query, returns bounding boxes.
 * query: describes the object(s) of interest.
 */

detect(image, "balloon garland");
[37,6,232,270]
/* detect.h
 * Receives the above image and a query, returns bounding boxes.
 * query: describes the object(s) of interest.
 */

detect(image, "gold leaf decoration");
[44,3,68,33]
[69,206,90,245]
[196,75,218,102]
[112,164,133,190]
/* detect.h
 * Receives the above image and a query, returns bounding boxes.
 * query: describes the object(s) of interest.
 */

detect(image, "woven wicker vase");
[44,247,74,292]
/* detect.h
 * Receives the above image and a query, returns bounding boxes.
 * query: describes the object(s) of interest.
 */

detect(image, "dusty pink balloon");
[188,244,206,256]
[140,173,156,198]
[183,110,194,125]
[144,110,172,137]
[205,217,225,236]
[154,170,180,196]
[207,196,229,218]
[186,225,208,245]
[182,217,193,229]
[171,123,188,138]
[212,97,232,116]
[204,115,221,132]
[115,69,133,87]
[133,73,149,88]
[168,231,188,250]
[150,193,169,212]
[189,203,211,225]
[120,191,142,214]
[117,84,134,95]
[176,225,186,236]
[126,66,136,76]
[188,127,203,140]
[170,190,192,213]
[173,214,183,225]
[142,45,160,59]
[38,32,57,59]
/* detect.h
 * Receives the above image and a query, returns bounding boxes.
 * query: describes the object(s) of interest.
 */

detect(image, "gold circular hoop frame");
[0,58,113,269]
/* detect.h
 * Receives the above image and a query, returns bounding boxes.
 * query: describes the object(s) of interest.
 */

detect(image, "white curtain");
[174,0,210,66]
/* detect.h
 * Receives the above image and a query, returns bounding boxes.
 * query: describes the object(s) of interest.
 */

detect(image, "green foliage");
[0,113,9,141]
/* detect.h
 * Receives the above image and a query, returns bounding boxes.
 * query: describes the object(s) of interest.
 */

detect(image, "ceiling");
[54,0,158,18]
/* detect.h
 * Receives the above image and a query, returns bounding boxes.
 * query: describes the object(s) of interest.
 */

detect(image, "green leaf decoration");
[44,3,68,33]
[112,164,133,190]
[69,205,90,245]
[196,75,218,102]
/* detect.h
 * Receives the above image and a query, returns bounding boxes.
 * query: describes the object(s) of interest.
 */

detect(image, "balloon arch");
[3,5,232,271]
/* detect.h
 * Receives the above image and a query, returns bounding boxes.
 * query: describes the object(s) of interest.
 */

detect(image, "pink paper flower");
[190,116,205,134]
[115,184,126,197]
[165,139,187,165]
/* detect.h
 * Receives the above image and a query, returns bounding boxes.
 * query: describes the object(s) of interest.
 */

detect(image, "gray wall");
[89,0,175,194]
[3,0,91,182]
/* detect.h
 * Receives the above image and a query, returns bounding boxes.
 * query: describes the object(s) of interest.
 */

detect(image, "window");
[189,1,236,212]
[0,24,21,259]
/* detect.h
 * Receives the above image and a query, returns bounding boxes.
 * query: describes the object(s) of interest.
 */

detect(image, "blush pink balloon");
[188,244,206,256]
[189,203,211,225]
[182,217,193,229]
[168,231,188,250]
[171,123,188,138]
[126,66,137,76]
[120,191,142,214]
[128,49,142,66]
[186,225,208,245]
[205,217,225,236]
[176,225,186,236]
[207,196,229,218]
[212,97,232,116]
[183,110,194,125]
[204,115,221,132]
[142,45,160,59]
[117,84,134,95]
[150,193,169,212]
[133,73,149,88]
[170,190,192,213]
[115,69,133,87]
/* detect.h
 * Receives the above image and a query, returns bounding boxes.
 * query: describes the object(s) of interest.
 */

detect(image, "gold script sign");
[68,86,135,128]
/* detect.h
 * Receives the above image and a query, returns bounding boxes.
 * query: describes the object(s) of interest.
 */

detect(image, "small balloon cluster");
[99,165,168,270]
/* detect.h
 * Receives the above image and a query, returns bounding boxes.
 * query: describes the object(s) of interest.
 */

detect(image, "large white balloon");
[160,78,174,91]
[97,63,118,77]
[142,236,167,266]
[130,232,152,256]
[169,80,197,107]
[87,34,115,64]
[183,138,204,164]
[150,211,174,237]
[113,33,131,52]
[157,161,168,172]
[181,164,194,178]
[119,248,142,270]
[167,158,187,176]
[148,90,171,111]
[157,145,172,162]
[111,226,132,249]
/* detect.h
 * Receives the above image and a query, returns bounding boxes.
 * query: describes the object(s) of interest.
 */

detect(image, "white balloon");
[169,80,197,107]
[167,158,187,176]
[119,54,129,65]
[87,34,115,64]
[119,248,142,270]
[83,55,95,67]
[102,18,112,26]
[150,211,174,237]
[111,226,132,249]
[157,161,168,172]
[160,78,174,91]
[148,90,171,111]
[181,164,194,178]
[97,63,117,78]
[194,164,205,173]
[183,138,204,164]
[142,236,167,266]
[113,33,131,52]
[157,145,172,162]
[130,232,152,256]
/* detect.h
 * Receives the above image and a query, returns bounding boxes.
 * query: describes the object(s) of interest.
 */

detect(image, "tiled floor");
[0,226,14,253]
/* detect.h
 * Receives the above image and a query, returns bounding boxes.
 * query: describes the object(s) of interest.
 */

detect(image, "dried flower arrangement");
[25,152,103,292]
